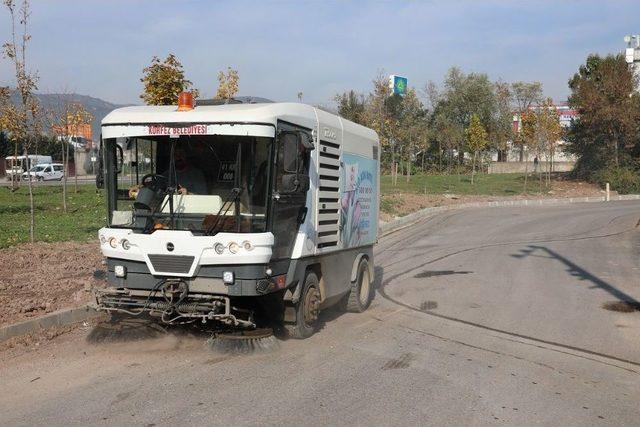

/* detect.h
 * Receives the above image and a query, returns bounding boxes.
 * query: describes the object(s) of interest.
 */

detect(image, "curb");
[379,194,640,237]
[0,305,104,344]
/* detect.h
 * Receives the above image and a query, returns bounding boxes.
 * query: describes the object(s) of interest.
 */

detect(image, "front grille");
[147,254,195,274]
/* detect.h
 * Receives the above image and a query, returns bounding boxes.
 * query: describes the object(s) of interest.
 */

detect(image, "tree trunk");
[62,140,68,213]
[471,152,476,184]
[11,142,19,191]
[391,143,396,185]
[24,148,35,243]
[523,161,529,194]
[406,159,410,183]
[74,148,78,193]
[519,144,524,162]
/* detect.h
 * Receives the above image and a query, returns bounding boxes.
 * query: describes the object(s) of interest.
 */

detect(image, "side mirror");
[96,146,104,189]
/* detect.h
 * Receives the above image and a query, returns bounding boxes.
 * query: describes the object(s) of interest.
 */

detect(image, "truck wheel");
[284,272,320,339]
[346,258,372,313]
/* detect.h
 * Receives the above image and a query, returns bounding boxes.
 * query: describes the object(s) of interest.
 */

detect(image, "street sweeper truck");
[93,93,379,338]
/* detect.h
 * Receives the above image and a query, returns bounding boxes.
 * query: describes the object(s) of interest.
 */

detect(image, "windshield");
[104,134,272,234]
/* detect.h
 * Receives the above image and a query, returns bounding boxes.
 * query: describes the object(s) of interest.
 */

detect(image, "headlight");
[214,243,225,254]
[222,271,234,285]
[108,237,118,248]
[242,241,253,251]
[121,239,131,250]
[114,265,127,278]
[99,235,106,244]
[228,242,240,254]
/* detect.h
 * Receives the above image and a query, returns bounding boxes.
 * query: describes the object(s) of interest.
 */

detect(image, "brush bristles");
[207,335,280,354]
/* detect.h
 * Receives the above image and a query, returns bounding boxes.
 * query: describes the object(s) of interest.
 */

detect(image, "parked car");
[22,163,64,181]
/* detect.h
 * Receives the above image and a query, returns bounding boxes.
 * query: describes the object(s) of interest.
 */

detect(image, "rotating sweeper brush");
[207,328,280,354]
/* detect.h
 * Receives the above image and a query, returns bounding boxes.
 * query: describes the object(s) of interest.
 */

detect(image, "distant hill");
[9,91,131,140]
[35,93,131,140]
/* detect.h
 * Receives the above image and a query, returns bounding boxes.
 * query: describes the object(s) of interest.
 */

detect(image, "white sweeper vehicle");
[93,93,379,343]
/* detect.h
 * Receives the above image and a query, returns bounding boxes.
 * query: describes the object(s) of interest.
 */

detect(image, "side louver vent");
[317,139,341,249]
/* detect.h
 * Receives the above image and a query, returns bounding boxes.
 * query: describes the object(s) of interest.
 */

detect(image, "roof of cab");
[101,102,378,142]
[102,102,317,126]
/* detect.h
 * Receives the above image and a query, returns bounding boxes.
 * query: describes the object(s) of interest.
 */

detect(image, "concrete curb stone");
[0,305,104,343]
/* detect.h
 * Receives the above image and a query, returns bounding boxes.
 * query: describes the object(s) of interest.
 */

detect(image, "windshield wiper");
[204,187,243,236]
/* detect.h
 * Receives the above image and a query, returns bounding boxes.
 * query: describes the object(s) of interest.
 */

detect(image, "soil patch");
[602,301,640,313]
[0,242,103,327]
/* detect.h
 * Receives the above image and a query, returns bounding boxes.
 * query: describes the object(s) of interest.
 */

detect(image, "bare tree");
[46,92,92,211]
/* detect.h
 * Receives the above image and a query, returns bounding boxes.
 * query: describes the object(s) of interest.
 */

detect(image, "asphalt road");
[1,201,640,426]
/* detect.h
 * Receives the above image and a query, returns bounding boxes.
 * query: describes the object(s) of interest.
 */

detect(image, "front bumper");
[104,257,290,297]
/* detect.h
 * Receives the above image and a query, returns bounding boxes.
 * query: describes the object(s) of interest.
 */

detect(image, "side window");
[54,165,63,171]
[45,166,52,172]
[276,130,311,193]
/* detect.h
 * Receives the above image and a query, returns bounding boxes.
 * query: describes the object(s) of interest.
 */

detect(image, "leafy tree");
[3,0,40,241]
[535,98,562,185]
[140,54,196,105]
[519,110,537,192]
[465,114,488,184]
[491,81,513,162]
[511,81,543,161]
[566,54,640,179]
[428,68,496,169]
[215,67,239,100]
[334,90,366,125]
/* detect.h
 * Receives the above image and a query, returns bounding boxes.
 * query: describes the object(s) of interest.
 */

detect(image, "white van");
[5,155,53,181]
[22,163,64,181]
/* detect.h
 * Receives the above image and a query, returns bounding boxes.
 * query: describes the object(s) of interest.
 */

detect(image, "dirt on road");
[0,242,103,327]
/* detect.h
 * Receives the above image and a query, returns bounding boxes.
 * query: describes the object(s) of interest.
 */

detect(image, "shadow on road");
[511,245,640,307]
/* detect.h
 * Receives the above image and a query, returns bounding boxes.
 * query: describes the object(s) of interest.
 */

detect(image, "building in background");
[624,34,640,82]
[492,102,578,164]
[51,122,93,149]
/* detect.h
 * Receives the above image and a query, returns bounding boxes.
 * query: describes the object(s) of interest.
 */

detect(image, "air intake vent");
[148,254,194,274]
[316,138,341,250]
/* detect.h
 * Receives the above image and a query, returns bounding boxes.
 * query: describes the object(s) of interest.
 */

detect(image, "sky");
[0,0,637,106]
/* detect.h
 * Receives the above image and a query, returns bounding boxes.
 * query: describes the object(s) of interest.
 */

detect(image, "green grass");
[0,184,106,248]
[381,173,532,196]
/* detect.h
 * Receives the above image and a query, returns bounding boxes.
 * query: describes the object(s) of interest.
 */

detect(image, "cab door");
[269,122,313,261]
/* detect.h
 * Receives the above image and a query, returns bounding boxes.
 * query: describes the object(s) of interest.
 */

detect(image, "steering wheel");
[141,173,168,192]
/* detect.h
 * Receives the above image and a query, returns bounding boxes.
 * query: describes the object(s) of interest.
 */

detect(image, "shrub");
[593,167,640,194]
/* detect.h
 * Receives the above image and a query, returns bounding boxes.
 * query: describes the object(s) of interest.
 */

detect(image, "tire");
[37,176,43,182]
[284,272,321,339]
[345,258,373,313]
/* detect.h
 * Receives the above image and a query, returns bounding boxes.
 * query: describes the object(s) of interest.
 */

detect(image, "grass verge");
[381,173,537,196]
[0,184,105,248]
